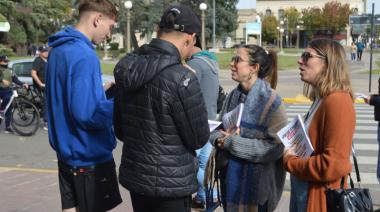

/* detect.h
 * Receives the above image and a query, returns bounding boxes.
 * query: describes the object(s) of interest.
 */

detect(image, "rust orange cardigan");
[283,91,356,212]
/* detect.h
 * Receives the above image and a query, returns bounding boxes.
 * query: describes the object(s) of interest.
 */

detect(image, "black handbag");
[214,147,229,171]
[325,146,373,212]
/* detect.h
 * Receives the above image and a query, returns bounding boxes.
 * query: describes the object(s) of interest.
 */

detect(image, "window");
[278,9,284,20]
[12,62,33,77]
[265,9,272,16]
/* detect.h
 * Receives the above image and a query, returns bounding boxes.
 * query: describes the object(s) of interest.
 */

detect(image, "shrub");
[0,44,16,57]
[109,42,119,50]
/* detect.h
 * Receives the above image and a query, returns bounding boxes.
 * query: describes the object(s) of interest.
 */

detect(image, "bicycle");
[19,84,45,119]
[0,84,40,136]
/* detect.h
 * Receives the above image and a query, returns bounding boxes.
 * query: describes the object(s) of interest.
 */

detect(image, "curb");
[282,95,366,104]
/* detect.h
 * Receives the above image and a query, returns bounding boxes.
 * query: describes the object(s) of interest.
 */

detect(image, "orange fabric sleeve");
[284,92,355,182]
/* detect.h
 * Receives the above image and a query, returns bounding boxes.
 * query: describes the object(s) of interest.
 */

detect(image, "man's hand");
[23,83,29,89]
[364,95,371,104]
[2,79,10,87]
[103,81,115,91]
[40,83,45,88]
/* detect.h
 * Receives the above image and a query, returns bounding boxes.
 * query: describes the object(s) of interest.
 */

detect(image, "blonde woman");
[283,38,355,212]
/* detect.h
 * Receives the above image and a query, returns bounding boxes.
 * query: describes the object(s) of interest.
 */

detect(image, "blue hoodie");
[46,26,116,167]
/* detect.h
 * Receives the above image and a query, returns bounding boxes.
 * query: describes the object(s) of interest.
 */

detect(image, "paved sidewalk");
[0,167,291,212]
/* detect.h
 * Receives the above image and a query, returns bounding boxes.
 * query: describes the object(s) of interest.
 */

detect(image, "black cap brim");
[195,35,202,49]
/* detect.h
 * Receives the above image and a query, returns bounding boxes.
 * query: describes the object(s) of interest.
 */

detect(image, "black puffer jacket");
[114,39,210,197]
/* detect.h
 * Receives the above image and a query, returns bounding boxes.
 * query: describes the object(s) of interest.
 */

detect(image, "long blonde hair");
[303,39,353,101]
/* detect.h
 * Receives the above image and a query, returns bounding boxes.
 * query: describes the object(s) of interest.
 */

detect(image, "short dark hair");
[78,0,117,21]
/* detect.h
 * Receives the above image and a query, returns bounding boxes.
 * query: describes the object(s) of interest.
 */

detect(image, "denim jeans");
[195,142,217,202]
[377,123,380,184]
[351,53,356,61]
[290,174,309,212]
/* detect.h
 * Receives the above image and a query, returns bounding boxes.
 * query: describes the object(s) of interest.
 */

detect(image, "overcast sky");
[236,0,380,14]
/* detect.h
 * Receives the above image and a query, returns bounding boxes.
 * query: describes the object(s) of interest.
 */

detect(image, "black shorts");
[58,159,122,212]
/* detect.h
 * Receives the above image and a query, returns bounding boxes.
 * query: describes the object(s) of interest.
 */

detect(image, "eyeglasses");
[231,55,249,65]
[300,51,326,63]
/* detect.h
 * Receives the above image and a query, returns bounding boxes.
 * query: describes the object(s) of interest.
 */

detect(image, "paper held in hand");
[277,114,314,158]
[355,92,368,99]
[208,120,222,132]
[222,103,244,131]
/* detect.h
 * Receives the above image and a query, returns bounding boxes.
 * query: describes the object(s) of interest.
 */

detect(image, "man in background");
[31,45,49,130]
[356,40,365,61]
[187,40,220,211]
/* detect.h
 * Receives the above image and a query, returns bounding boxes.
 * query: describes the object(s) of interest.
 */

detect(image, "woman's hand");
[216,128,240,149]
[284,146,296,157]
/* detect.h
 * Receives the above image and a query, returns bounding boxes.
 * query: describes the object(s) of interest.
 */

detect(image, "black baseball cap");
[38,46,49,52]
[159,4,201,46]
[0,55,9,62]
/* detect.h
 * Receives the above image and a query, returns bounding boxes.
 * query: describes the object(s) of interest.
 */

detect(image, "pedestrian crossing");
[285,103,379,185]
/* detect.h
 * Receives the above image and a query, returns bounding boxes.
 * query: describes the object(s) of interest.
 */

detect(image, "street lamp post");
[212,0,216,50]
[279,20,284,53]
[199,3,207,50]
[296,25,300,49]
[284,18,289,47]
[279,28,284,54]
[124,0,132,53]
[276,26,280,48]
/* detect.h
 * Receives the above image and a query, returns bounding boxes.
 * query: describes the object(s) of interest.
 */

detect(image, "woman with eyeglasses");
[283,39,355,212]
[209,44,287,212]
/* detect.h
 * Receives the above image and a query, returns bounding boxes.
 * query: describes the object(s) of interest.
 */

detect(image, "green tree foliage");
[0,13,7,22]
[321,1,351,36]
[262,15,277,44]
[301,7,323,40]
[284,7,300,47]
[0,0,72,50]
[113,0,238,49]
[301,2,352,41]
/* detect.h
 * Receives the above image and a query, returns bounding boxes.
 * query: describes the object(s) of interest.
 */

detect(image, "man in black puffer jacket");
[113,4,210,212]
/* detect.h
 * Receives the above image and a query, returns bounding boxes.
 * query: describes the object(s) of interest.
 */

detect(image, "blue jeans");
[351,53,356,61]
[290,175,309,212]
[195,142,217,202]
[0,88,12,128]
[377,123,380,184]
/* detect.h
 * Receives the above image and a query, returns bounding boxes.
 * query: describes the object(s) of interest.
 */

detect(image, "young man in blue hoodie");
[45,1,121,211]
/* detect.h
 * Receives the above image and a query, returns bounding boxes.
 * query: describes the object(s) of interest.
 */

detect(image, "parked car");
[8,58,114,85]
[8,58,35,85]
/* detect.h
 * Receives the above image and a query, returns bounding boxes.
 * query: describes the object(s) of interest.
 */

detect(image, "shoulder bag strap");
[351,144,362,186]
